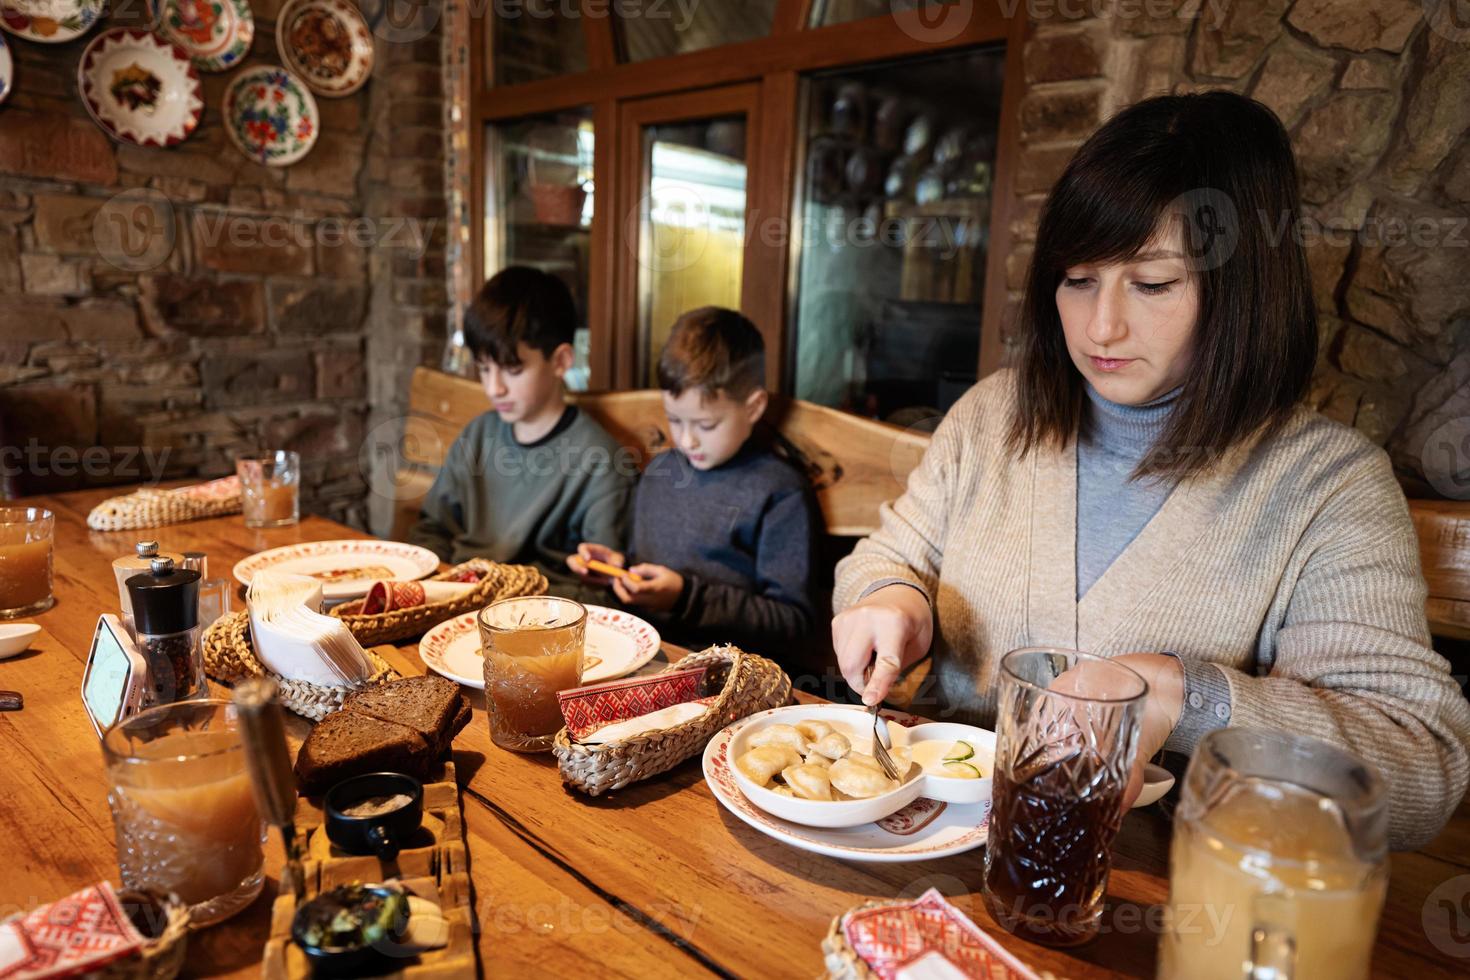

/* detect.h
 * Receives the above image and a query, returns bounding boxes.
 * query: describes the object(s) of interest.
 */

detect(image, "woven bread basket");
[328,559,548,645]
[86,481,241,531]
[0,888,190,980]
[822,905,878,980]
[552,645,791,796]
[201,610,399,721]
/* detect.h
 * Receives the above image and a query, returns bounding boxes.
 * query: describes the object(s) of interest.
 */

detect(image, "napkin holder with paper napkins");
[247,571,376,687]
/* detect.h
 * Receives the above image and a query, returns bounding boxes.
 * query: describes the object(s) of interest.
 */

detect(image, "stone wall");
[0,0,448,528]
[1007,0,1470,495]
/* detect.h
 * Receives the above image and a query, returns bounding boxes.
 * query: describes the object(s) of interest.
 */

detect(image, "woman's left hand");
[615,563,684,613]
[1109,653,1185,808]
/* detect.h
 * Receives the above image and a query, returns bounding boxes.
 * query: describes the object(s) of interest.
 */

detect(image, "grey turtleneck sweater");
[1077,383,1233,750]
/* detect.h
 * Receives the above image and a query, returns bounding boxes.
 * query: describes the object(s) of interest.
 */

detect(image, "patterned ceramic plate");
[78,29,203,148]
[703,710,991,863]
[0,35,12,104]
[276,0,373,97]
[154,0,254,73]
[0,0,102,43]
[222,65,319,166]
[419,605,662,689]
[232,538,439,600]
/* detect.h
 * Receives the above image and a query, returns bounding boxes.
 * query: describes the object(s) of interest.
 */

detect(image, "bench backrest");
[392,367,932,541]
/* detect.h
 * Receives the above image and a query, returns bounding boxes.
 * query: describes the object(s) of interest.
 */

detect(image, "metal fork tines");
[869,704,902,780]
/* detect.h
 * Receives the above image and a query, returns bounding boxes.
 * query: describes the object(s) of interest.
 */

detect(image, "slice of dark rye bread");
[342,675,468,756]
[293,676,473,795]
[293,711,434,795]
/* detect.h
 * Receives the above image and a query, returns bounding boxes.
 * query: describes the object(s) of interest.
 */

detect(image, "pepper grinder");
[126,557,206,706]
[113,540,185,636]
[233,677,305,900]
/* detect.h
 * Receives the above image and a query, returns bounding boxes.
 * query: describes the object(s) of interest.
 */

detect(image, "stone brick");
[32,194,103,254]
[1305,235,1350,312]
[1025,24,1105,83]
[0,190,33,226]
[316,234,369,280]
[1344,200,1470,350]
[1019,85,1103,143]
[392,278,446,309]
[1114,0,1195,36]
[0,341,28,364]
[1005,244,1034,292]
[151,176,210,203]
[1192,0,1290,78]
[201,350,315,408]
[1295,92,1395,204]
[0,299,68,340]
[1385,32,1470,198]
[0,111,118,185]
[269,281,368,334]
[388,64,444,99]
[1340,57,1396,91]
[316,95,364,132]
[0,383,100,494]
[286,132,367,197]
[191,212,315,276]
[1110,33,1187,106]
[1336,324,1410,383]
[262,405,366,459]
[138,275,267,337]
[390,98,445,130]
[1307,366,1365,426]
[0,227,19,293]
[1013,143,1080,195]
[1249,37,1336,128]
[20,253,90,295]
[1442,142,1470,204]
[64,302,143,341]
[315,346,366,399]
[1288,0,1421,54]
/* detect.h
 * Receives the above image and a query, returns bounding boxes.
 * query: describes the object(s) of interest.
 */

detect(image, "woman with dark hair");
[831,91,1470,849]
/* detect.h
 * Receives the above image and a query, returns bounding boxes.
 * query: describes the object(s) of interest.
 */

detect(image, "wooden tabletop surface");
[3,486,1468,979]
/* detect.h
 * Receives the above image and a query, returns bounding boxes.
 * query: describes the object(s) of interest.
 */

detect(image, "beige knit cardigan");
[834,370,1470,849]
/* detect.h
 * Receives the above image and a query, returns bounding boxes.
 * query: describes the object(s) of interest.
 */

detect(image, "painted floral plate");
[154,0,254,73]
[222,65,320,166]
[0,34,12,104]
[78,29,203,147]
[276,0,373,97]
[231,538,439,600]
[0,0,102,43]
[419,606,663,688]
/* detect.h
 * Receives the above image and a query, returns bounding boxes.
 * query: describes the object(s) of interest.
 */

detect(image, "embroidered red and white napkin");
[0,882,146,979]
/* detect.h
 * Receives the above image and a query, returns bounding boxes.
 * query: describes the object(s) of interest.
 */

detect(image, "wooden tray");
[262,762,476,978]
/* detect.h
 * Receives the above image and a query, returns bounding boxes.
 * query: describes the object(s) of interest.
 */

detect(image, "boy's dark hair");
[463,266,576,367]
[657,307,766,399]
[1007,91,1317,482]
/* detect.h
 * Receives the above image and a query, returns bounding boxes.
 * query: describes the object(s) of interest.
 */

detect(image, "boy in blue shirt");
[568,307,819,653]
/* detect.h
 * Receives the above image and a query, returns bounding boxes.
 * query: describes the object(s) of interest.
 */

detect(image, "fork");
[864,668,902,780]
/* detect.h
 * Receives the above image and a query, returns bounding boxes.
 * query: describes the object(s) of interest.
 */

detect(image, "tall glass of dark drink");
[981,647,1147,946]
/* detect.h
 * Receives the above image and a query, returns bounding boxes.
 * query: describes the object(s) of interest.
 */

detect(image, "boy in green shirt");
[409,267,635,598]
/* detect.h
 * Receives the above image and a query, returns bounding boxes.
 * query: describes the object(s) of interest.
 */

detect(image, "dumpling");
[808,732,851,761]
[781,763,833,801]
[769,784,796,797]
[737,745,803,786]
[748,723,809,753]
[795,720,835,743]
[845,752,883,771]
[830,757,899,799]
[887,745,914,776]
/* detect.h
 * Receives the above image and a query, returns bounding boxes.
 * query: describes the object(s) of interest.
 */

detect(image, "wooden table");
[4,486,1468,979]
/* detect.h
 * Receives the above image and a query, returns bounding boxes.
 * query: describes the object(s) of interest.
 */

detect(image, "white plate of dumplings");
[727,705,996,829]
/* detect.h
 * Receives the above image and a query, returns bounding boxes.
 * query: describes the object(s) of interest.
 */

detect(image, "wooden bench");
[393,368,1470,658]
[391,366,931,543]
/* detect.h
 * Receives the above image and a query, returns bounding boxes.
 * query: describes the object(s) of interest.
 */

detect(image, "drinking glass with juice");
[236,451,300,528]
[102,699,265,926]
[1159,727,1388,980]
[0,507,54,619]
[477,596,586,752]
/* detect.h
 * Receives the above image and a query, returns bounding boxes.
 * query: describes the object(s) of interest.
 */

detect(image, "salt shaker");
[126,557,208,705]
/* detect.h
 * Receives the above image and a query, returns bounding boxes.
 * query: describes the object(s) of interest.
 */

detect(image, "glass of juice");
[981,647,1147,946]
[0,507,55,619]
[477,595,586,752]
[102,699,265,927]
[1158,727,1388,980]
[236,450,300,529]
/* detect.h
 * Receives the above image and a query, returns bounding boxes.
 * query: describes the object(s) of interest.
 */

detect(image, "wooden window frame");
[469,0,1027,391]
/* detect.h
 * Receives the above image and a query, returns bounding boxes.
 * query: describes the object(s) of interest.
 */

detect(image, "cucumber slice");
[941,760,981,779]
[941,740,974,762]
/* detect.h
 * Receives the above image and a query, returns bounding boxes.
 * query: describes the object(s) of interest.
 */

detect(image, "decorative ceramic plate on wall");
[0,0,103,43]
[78,29,203,147]
[222,65,320,166]
[276,0,373,97]
[154,0,255,73]
[0,35,13,104]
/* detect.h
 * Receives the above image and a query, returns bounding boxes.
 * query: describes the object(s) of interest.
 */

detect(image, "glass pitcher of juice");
[1158,727,1388,980]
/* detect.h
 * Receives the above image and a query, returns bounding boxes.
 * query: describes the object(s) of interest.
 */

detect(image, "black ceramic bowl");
[324,772,424,861]
[291,883,407,977]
